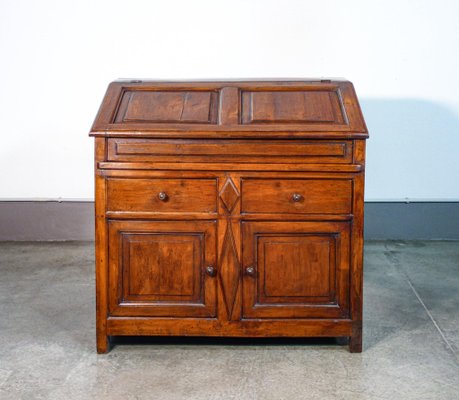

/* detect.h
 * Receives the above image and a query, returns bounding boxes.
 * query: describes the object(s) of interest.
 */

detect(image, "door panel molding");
[242,221,350,319]
[108,219,217,318]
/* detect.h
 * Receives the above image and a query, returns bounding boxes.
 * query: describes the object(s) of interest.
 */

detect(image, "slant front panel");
[91,80,368,134]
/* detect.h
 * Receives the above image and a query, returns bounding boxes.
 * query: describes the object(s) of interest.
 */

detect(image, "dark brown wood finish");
[241,178,353,214]
[108,220,217,318]
[91,80,368,136]
[90,79,368,353]
[242,221,351,319]
[106,178,217,213]
[107,139,353,164]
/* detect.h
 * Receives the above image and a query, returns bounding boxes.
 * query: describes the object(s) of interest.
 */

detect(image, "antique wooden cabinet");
[90,79,368,353]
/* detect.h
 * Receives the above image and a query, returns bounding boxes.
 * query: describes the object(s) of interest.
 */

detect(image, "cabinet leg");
[97,334,111,354]
[349,331,362,353]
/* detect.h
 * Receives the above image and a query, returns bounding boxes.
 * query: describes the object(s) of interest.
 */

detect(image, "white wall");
[1,0,458,201]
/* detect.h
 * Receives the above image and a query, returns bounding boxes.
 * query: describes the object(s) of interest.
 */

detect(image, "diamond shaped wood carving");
[219,222,240,319]
[219,178,239,213]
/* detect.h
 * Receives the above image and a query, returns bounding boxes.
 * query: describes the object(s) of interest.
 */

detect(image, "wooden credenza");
[90,79,368,353]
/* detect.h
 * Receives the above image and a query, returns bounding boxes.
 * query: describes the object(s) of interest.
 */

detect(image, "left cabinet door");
[108,220,217,318]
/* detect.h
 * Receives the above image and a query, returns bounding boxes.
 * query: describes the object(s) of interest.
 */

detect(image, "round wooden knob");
[158,192,168,201]
[245,266,256,276]
[205,265,217,277]
[292,193,302,202]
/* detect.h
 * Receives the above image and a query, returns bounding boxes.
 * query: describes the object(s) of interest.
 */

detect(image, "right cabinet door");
[242,221,350,319]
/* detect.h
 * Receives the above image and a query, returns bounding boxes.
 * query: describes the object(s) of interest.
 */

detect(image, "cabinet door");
[108,220,217,318]
[242,221,350,319]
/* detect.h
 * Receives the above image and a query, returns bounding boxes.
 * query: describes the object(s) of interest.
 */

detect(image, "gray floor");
[0,241,458,400]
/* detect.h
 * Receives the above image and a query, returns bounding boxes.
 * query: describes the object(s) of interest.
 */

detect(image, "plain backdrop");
[1,0,458,201]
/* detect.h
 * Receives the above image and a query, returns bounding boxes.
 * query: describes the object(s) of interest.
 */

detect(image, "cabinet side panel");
[350,139,366,352]
[95,138,109,353]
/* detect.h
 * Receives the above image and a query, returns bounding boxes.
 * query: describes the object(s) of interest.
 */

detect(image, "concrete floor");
[0,241,458,400]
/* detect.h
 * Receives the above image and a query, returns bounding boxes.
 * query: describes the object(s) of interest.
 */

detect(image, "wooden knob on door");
[158,192,168,201]
[205,265,217,277]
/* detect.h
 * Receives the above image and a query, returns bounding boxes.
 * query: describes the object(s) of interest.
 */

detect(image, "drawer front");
[107,139,353,164]
[241,178,352,214]
[107,178,217,213]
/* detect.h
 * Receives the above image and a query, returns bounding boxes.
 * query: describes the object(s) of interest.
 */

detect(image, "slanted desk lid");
[90,80,368,138]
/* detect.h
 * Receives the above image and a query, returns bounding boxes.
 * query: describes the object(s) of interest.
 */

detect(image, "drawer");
[107,139,353,164]
[241,178,352,214]
[106,178,217,213]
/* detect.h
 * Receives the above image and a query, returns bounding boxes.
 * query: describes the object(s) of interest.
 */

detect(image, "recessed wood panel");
[241,90,345,125]
[262,236,331,298]
[125,234,198,299]
[242,221,350,319]
[108,220,217,318]
[114,90,219,124]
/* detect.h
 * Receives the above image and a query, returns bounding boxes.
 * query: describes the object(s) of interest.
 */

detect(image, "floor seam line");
[383,242,458,363]
[404,276,458,357]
